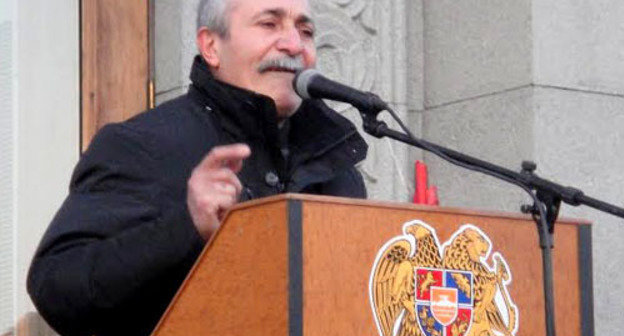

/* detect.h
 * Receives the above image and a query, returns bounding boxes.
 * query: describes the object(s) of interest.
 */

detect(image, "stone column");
[309,0,424,201]
[154,0,200,104]
[423,0,624,333]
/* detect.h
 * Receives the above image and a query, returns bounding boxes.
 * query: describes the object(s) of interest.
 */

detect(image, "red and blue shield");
[415,268,474,336]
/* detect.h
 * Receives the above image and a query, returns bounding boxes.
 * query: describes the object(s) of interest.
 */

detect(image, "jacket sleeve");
[27,123,205,336]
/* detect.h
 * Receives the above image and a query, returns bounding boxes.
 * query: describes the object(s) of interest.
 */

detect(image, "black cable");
[383,105,546,221]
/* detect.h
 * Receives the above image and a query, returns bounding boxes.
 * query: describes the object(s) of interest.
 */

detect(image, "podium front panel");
[152,195,592,336]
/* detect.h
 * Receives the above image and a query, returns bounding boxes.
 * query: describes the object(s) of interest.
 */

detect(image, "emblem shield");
[430,287,458,325]
[415,268,474,336]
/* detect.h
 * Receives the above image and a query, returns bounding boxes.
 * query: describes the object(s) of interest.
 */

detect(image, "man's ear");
[196,27,220,68]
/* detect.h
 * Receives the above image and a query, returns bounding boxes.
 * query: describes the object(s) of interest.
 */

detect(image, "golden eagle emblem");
[369,221,518,336]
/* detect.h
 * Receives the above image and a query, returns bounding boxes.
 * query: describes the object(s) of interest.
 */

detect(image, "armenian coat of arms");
[369,221,518,336]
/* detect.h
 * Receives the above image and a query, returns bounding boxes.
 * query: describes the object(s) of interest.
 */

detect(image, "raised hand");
[187,144,251,240]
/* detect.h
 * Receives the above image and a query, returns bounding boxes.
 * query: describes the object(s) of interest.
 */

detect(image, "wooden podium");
[151,194,593,336]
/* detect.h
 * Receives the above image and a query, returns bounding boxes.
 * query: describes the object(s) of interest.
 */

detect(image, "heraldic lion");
[370,221,517,336]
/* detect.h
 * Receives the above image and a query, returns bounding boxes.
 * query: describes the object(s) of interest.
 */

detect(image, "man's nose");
[276,27,304,56]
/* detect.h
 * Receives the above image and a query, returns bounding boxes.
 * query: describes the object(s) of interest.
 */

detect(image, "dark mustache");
[257,55,305,73]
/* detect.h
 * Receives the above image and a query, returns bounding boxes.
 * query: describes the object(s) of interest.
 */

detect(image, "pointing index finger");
[200,144,251,172]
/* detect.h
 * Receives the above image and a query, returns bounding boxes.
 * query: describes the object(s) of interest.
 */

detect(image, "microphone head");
[293,68,320,100]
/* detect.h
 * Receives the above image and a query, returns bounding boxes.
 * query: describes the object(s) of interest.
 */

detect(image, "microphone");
[293,69,387,112]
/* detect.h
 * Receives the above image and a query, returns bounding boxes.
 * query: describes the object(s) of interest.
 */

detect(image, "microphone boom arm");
[357,105,624,219]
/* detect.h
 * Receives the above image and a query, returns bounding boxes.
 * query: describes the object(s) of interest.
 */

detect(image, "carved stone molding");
[311,0,377,113]
[323,0,378,33]
[310,0,418,201]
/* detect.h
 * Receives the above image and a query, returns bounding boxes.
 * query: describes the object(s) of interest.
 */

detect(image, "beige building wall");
[0,0,79,333]
[422,2,624,334]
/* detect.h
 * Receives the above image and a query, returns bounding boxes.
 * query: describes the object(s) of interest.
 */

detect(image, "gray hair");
[196,0,232,37]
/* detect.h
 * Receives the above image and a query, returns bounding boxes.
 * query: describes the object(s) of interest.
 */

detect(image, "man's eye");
[301,28,315,38]
[260,21,277,29]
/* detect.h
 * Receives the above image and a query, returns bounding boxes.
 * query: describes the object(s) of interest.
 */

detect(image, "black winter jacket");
[27,56,367,336]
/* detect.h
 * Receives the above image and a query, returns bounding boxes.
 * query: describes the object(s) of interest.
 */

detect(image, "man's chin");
[255,79,303,118]
[274,95,303,120]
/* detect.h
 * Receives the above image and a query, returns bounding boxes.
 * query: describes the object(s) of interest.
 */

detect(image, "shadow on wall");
[2,312,57,336]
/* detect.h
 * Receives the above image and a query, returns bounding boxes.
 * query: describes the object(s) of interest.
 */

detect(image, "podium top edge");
[226,193,591,226]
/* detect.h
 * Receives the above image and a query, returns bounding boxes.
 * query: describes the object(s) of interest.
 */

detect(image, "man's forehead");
[230,0,313,21]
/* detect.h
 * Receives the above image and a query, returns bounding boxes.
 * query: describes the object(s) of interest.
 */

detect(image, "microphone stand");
[356,103,624,336]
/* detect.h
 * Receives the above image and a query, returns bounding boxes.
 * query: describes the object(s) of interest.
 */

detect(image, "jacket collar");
[288,99,364,166]
[189,55,280,144]
[188,55,367,167]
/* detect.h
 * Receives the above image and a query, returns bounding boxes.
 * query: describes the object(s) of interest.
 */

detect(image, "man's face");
[199,0,317,119]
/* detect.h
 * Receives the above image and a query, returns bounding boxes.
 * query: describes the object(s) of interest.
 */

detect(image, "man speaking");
[27,0,367,335]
